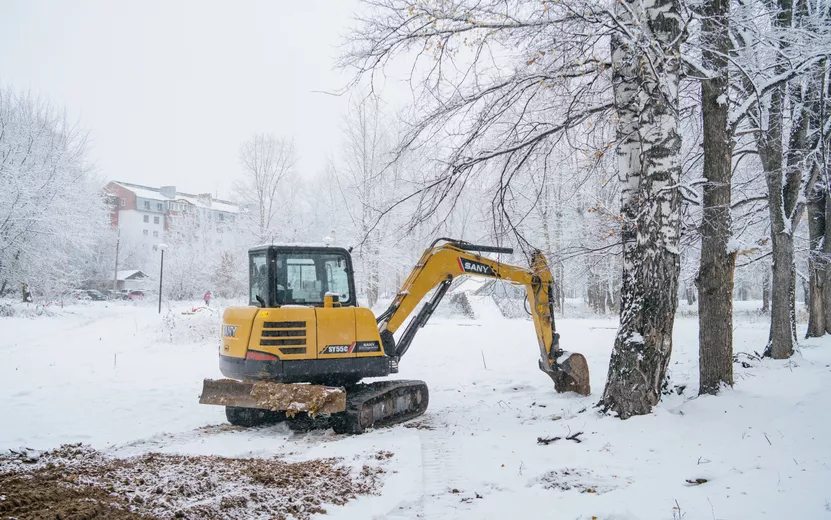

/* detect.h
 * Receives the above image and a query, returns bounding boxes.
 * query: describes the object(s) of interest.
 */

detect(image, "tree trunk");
[588,271,605,313]
[757,0,794,357]
[762,265,771,312]
[823,187,831,333]
[765,191,798,358]
[600,0,684,418]
[366,234,380,308]
[367,262,379,308]
[697,0,735,394]
[541,200,564,312]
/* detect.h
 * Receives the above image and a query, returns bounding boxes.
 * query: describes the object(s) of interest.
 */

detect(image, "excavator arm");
[376,238,590,395]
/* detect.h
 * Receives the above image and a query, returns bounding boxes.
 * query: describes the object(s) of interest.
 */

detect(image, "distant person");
[204,290,213,307]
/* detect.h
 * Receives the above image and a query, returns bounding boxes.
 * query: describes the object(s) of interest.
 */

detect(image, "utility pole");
[113,228,120,291]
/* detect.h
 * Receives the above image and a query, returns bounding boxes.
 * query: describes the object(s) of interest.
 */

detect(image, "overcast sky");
[0,0,367,200]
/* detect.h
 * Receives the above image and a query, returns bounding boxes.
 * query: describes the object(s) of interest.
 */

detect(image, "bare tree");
[330,96,398,307]
[806,113,831,336]
[235,134,297,243]
[696,0,735,394]
[749,5,827,358]
[803,58,830,337]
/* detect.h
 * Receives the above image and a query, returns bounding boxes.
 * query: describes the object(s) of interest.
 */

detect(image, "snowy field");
[2,299,830,519]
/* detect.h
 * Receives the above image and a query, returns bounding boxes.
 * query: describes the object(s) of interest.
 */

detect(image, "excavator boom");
[376,238,590,395]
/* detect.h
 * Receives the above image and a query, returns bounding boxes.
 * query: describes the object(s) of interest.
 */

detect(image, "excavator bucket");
[200,379,347,416]
[546,352,591,396]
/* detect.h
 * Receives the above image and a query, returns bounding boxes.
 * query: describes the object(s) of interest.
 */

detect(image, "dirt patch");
[530,468,625,495]
[1,444,385,520]
[403,421,435,431]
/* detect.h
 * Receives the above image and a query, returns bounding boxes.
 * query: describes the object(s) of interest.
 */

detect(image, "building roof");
[116,270,148,281]
[111,181,241,214]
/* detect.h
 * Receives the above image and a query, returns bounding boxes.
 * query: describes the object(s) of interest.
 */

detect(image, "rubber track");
[335,380,429,434]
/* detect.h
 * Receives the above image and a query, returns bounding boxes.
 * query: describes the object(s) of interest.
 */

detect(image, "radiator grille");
[260,338,306,346]
[260,321,307,349]
[262,329,305,337]
[263,321,305,328]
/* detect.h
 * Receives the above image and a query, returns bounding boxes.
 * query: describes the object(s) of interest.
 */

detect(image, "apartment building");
[104,181,242,254]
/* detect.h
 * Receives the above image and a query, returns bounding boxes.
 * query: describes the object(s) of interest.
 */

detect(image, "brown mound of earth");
[0,444,385,520]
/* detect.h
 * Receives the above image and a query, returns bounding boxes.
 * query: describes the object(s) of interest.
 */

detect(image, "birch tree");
[597,0,685,417]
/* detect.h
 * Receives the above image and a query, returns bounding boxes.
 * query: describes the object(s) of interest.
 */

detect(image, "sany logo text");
[458,258,495,276]
[222,324,238,337]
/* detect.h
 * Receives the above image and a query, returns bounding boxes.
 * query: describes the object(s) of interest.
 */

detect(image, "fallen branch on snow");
[537,432,584,445]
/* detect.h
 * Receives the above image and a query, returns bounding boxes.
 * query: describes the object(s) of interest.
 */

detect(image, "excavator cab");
[217,245,392,386]
[200,239,590,433]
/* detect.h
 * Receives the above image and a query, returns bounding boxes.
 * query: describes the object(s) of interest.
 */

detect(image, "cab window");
[275,251,352,306]
[249,251,268,305]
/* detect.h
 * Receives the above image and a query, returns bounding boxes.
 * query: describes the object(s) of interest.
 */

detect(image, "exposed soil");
[0,444,385,520]
[531,467,624,495]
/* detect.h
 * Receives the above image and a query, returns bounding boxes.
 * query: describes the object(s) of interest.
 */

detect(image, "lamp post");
[158,243,168,313]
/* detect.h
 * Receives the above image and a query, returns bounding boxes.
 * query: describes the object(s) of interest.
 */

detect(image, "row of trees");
[340,0,831,417]
[0,89,109,299]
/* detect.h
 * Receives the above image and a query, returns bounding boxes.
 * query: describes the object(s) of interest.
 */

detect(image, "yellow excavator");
[200,238,590,433]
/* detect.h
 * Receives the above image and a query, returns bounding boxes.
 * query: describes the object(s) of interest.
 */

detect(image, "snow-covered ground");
[2,299,830,519]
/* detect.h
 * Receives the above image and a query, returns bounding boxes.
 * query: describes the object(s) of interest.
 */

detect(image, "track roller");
[332,380,429,434]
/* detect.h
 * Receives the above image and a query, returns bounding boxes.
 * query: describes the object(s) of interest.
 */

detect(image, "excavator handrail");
[427,237,514,255]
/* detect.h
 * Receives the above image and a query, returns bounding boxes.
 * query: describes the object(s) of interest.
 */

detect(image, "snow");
[113,181,240,214]
[451,276,492,294]
[3,301,831,519]
[466,294,506,320]
[252,242,340,249]
[627,331,644,343]
[116,269,146,280]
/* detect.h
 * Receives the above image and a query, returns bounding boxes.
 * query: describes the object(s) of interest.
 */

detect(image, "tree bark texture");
[806,183,827,337]
[600,0,684,418]
[823,189,831,331]
[697,0,735,394]
[804,60,829,335]
[762,265,770,312]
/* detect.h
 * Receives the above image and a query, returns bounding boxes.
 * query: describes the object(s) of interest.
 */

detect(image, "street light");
[158,243,168,313]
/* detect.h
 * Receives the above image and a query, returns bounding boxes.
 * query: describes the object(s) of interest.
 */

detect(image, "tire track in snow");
[420,423,467,519]
[381,419,466,519]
